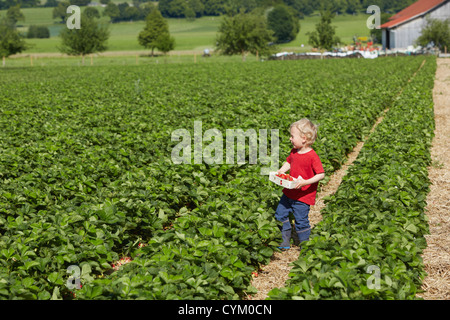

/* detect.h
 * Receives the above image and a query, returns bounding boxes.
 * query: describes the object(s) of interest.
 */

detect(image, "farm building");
[381,0,450,49]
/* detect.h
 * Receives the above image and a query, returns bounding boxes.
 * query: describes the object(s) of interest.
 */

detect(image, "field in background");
[5,51,249,68]
[1,6,373,55]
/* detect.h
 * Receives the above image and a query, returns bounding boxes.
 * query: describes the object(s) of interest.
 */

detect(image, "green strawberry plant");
[0,56,433,299]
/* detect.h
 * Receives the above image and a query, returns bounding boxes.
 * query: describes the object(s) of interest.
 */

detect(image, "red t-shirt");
[282,148,324,205]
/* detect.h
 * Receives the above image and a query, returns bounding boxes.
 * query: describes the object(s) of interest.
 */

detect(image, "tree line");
[157,0,418,19]
[1,0,419,18]
[51,1,155,23]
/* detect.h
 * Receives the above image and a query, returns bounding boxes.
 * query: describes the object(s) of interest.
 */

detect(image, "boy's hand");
[294,173,325,189]
[294,177,306,189]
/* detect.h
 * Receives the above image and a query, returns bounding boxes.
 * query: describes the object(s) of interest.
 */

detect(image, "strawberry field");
[0,56,436,300]
[268,58,436,300]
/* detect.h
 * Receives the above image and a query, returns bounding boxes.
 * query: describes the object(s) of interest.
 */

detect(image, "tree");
[306,10,340,51]
[103,2,120,22]
[216,11,275,61]
[224,0,258,15]
[416,17,450,51]
[267,4,299,43]
[103,2,153,23]
[53,1,70,23]
[58,13,109,65]
[5,5,25,26]
[0,18,28,66]
[83,7,100,19]
[139,2,156,20]
[167,0,186,17]
[123,5,140,21]
[284,0,314,18]
[184,6,196,21]
[69,0,90,6]
[203,0,227,16]
[155,33,175,54]
[138,8,174,56]
[27,25,50,38]
[345,0,361,14]
[329,0,347,14]
[158,0,184,17]
[188,0,204,17]
[158,0,172,17]
[44,0,59,7]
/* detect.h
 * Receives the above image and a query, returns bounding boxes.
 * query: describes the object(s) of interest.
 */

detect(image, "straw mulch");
[417,58,450,300]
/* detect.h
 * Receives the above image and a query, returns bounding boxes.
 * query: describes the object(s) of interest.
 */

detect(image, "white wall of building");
[382,0,450,49]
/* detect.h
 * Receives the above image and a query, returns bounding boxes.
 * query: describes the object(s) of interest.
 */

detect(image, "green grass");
[4,51,248,68]
[289,13,372,50]
[1,7,373,55]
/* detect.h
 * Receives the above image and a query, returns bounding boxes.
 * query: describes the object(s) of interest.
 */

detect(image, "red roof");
[380,0,447,28]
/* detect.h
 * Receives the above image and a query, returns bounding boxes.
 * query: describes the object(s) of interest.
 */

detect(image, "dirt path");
[418,58,450,300]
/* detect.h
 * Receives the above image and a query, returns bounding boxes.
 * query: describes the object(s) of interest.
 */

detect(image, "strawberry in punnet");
[276,173,295,181]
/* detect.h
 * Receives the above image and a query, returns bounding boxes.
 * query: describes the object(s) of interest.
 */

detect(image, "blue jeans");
[275,194,311,243]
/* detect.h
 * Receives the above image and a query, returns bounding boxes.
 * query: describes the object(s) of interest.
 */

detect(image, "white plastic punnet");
[268,172,300,189]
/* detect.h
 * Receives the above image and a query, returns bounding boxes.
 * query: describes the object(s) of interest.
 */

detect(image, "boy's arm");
[294,172,325,189]
[277,162,290,174]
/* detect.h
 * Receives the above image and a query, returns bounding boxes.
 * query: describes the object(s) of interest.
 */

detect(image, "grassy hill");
[1,6,374,55]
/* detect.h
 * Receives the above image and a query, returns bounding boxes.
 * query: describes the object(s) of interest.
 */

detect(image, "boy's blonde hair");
[290,118,318,146]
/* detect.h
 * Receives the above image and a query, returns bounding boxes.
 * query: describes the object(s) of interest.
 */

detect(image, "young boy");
[275,118,325,250]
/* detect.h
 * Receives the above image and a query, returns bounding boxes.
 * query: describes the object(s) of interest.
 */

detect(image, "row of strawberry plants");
[74,165,280,299]
[0,58,424,299]
[71,58,425,300]
[267,56,436,300]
